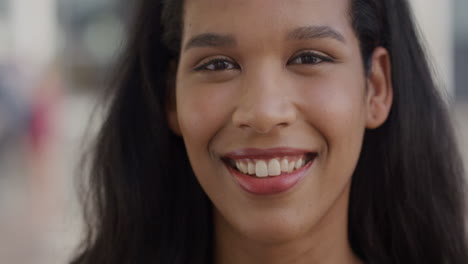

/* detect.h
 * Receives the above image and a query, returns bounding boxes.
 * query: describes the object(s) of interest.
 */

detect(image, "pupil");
[304,55,317,64]
[216,61,228,69]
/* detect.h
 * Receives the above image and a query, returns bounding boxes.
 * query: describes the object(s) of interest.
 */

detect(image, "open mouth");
[222,153,317,178]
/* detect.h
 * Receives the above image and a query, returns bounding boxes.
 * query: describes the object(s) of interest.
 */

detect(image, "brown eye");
[195,58,239,71]
[288,51,333,65]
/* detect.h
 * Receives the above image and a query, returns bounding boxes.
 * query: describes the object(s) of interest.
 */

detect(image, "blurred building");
[57,0,128,91]
[1,1,128,263]
[455,0,468,99]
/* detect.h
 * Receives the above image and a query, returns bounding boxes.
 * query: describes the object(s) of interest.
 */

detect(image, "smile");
[225,154,315,178]
[222,148,317,195]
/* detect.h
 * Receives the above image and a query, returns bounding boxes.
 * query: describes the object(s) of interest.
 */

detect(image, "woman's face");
[170,0,390,243]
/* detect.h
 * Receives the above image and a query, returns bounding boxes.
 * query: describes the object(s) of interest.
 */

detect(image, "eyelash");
[193,51,334,72]
[288,51,334,65]
[194,57,240,71]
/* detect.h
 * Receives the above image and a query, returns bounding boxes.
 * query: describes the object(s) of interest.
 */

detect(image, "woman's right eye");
[194,58,239,71]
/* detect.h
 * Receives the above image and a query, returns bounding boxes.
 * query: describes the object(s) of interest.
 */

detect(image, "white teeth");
[288,161,295,173]
[268,159,281,176]
[239,161,248,174]
[255,160,269,177]
[281,159,289,172]
[232,156,309,177]
[248,162,255,174]
[295,158,303,169]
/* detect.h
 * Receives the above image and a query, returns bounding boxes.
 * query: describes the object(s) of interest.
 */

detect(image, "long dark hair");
[71,0,468,263]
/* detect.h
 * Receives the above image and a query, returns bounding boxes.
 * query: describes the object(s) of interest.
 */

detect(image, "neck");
[213,185,362,264]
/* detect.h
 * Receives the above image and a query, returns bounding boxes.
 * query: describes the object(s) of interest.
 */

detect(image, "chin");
[236,214,314,245]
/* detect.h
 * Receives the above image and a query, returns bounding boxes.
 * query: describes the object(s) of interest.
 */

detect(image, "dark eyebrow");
[183,26,344,51]
[184,33,236,51]
[287,26,346,43]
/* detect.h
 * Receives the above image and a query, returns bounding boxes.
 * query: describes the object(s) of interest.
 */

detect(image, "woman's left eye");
[194,58,239,71]
[288,52,333,65]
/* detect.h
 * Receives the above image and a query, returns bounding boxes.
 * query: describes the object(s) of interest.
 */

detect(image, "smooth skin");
[167,0,393,263]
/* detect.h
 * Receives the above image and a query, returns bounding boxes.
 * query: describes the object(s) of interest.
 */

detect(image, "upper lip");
[223,147,315,160]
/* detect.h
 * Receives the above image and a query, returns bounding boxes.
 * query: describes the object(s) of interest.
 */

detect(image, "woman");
[71,0,468,263]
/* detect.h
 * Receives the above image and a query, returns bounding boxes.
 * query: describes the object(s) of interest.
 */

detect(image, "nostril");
[235,121,291,134]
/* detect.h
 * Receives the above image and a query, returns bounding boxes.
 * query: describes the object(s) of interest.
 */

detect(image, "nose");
[232,67,297,134]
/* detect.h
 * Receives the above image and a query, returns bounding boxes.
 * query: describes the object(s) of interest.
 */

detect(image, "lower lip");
[225,159,314,195]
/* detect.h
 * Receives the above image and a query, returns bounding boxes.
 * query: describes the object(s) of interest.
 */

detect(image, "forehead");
[182,0,353,40]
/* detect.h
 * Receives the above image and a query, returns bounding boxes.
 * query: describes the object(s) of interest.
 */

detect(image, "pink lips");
[223,148,316,195]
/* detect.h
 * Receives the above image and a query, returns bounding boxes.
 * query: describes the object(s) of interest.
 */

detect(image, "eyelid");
[287,50,335,65]
[193,56,240,71]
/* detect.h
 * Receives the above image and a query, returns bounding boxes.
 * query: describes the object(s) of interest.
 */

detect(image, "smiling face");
[168,0,392,248]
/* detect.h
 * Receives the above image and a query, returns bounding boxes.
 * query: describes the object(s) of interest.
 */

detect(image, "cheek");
[301,67,367,134]
[298,72,367,174]
[177,83,234,146]
[175,80,240,185]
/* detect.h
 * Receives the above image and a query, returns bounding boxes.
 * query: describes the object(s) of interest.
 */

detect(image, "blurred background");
[0,0,466,263]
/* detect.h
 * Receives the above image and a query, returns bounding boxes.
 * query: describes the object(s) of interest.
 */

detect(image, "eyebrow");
[184,33,236,51]
[287,26,346,43]
[183,25,345,51]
